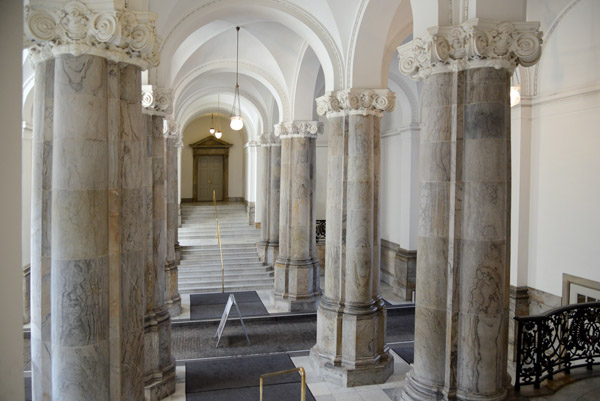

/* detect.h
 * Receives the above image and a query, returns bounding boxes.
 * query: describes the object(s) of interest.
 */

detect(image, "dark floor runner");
[391,344,414,364]
[186,353,315,400]
[25,377,31,401]
[186,382,316,401]
[190,291,268,320]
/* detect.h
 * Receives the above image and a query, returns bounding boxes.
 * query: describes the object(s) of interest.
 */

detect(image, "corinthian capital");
[24,1,161,69]
[397,18,543,80]
[316,89,395,118]
[142,85,173,115]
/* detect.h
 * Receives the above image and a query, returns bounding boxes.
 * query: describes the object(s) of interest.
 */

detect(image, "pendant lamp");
[209,113,215,135]
[230,26,244,131]
[215,94,223,139]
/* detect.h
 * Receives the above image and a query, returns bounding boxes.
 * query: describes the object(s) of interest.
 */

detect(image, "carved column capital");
[316,89,395,118]
[397,18,543,80]
[142,85,173,115]
[24,0,161,69]
[259,131,281,147]
[275,121,320,139]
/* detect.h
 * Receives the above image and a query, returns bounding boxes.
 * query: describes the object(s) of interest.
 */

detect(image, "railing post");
[534,320,542,389]
[515,318,523,391]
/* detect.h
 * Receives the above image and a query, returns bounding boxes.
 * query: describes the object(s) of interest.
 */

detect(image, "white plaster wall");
[379,73,421,251]
[245,144,258,203]
[0,0,24,397]
[181,115,245,200]
[380,128,420,250]
[527,91,600,296]
[517,0,600,297]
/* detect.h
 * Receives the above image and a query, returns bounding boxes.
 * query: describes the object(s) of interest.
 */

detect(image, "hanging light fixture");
[230,26,244,131]
[215,93,223,139]
[209,113,215,135]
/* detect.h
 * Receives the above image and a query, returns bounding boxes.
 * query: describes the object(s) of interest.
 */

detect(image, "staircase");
[178,203,273,294]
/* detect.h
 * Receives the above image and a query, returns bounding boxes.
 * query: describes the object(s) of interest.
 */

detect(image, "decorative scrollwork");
[315,89,395,118]
[24,1,161,69]
[397,18,543,80]
[316,220,326,243]
[514,302,600,391]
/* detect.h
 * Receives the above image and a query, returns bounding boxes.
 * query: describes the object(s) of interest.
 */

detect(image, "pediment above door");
[190,136,233,149]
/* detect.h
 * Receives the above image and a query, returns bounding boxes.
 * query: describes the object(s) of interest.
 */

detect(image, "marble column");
[142,112,176,400]
[273,121,321,312]
[310,89,395,387]
[396,20,542,401]
[25,2,163,400]
[30,58,54,401]
[165,129,182,316]
[257,132,281,266]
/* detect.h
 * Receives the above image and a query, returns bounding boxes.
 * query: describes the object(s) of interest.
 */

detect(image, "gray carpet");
[172,305,415,361]
[186,353,315,401]
[190,291,268,320]
[391,344,414,364]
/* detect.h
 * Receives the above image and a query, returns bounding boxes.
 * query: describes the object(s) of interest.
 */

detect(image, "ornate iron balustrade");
[316,220,326,243]
[514,302,600,391]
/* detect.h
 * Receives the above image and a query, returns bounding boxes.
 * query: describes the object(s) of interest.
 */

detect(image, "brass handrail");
[259,367,306,401]
[213,190,225,293]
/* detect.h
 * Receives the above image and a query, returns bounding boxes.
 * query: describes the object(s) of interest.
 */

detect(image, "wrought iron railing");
[316,220,326,243]
[514,302,600,391]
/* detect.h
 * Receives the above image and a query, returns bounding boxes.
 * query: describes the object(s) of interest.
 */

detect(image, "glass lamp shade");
[510,86,521,107]
[209,127,215,134]
[215,131,223,139]
[230,115,244,131]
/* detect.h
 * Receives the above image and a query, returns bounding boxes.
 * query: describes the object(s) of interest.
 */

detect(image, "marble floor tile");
[357,388,392,400]
[308,382,331,396]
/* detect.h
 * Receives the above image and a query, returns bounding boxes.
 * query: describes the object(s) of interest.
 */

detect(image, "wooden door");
[197,155,224,201]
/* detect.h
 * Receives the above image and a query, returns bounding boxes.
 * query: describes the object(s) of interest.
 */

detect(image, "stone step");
[179,270,273,280]
[180,259,260,267]
[178,263,271,272]
[179,277,273,290]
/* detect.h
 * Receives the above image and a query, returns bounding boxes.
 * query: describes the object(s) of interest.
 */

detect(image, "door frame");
[190,136,233,202]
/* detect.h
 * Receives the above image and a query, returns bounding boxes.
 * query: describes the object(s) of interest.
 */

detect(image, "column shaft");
[402,69,511,401]
[31,58,54,401]
[257,139,281,265]
[51,54,111,401]
[310,90,394,386]
[166,135,181,316]
[274,123,320,312]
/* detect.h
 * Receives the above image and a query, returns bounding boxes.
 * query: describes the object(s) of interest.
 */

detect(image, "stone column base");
[274,257,320,312]
[257,241,279,266]
[144,363,175,401]
[309,346,393,387]
[273,292,320,312]
[166,294,182,317]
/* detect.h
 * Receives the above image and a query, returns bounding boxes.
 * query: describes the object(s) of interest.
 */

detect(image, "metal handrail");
[259,367,306,401]
[213,190,225,293]
[514,301,600,390]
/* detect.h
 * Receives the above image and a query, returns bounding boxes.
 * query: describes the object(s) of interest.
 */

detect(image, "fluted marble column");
[310,89,395,387]
[257,132,281,266]
[273,121,320,312]
[397,20,542,401]
[25,2,164,400]
[165,128,182,316]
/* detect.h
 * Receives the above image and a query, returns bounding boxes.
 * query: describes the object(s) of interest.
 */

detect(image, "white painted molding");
[381,124,421,139]
[397,18,543,80]
[316,89,395,118]
[24,1,161,69]
[21,121,33,140]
